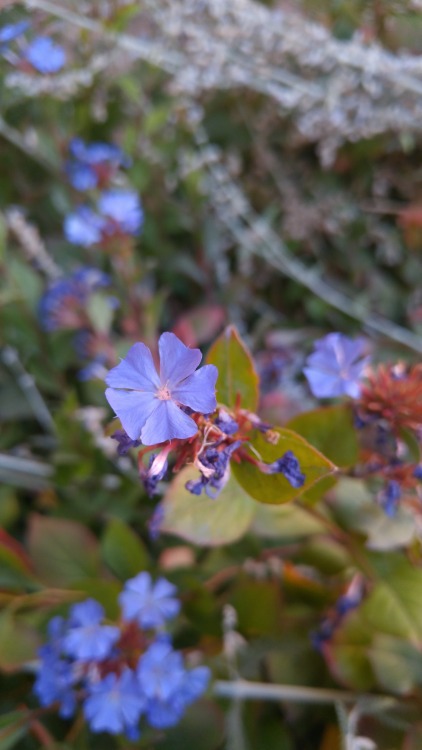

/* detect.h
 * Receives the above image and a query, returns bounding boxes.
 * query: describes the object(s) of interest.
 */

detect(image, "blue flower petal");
[105,388,159,441]
[158,332,202,387]
[141,400,198,445]
[106,343,160,391]
[172,364,218,413]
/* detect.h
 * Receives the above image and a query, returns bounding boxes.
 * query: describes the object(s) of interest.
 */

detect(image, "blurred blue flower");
[24,36,66,73]
[34,617,77,718]
[63,599,120,662]
[119,571,180,629]
[64,190,143,246]
[39,267,110,331]
[84,668,145,737]
[303,333,368,399]
[64,206,105,247]
[137,640,210,729]
[105,332,218,444]
[0,20,29,46]
[98,189,143,236]
[66,139,129,191]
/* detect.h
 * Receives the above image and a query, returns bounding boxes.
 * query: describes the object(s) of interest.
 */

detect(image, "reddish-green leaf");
[27,514,100,586]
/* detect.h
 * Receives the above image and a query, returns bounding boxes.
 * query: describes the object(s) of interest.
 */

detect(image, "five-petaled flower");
[303,333,369,399]
[105,332,218,445]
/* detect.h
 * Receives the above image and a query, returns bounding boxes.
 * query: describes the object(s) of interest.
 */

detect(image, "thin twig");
[213,679,393,706]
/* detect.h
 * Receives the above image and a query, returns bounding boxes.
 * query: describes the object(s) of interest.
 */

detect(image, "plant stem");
[213,679,391,706]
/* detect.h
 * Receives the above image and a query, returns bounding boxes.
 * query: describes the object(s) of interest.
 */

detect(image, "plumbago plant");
[3,3,422,750]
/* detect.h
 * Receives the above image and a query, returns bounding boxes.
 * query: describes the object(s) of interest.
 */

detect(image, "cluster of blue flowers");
[34,572,210,738]
[0,21,65,73]
[62,138,143,248]
[38,267,117,380]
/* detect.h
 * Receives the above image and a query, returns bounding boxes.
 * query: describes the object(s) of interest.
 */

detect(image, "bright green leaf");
[206,325,259,411]
[232,428,337,504]
[161,467,256,546]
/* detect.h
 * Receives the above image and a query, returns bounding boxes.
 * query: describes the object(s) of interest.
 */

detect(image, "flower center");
[156,384,171,401]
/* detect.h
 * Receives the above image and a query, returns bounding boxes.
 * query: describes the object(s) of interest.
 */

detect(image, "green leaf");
[156,700,225,750]
[331,478,416,550]
[231,577,282,637]
[232,428,337,504]
[27,514,100,586]
[286,405,359,468]
[161,467,256,546]
[0,611,40,672]
[361,554,422,644]
[0,711,30,750]
[86,292,115,334]
[102,519,150,580]
[206,325,259,411]
[252,503,325,539]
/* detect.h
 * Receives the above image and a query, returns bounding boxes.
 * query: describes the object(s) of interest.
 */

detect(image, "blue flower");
[66,139,128,191]
[62,599,120,662]
[0,20,29,45]
[265,450,306,488]
[98,190,143,236]
[64,190,143,247]
[33,617,77,718]
[105,333,218,445]
[119,571,180,629]
[24,37,66,73]
[137,640,210,729]
[303,333,368,399]
[34,646,77,718]
[84,668,145,737]
[64,207,105,247]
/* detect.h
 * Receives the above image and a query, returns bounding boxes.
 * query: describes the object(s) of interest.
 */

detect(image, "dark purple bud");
[378,480,401,518]
[266,450,305,488]
[214,410,239,435]
[111,430,142,456]
[148,502,165,540]
[185,478,207,496]
[414,465,422,480]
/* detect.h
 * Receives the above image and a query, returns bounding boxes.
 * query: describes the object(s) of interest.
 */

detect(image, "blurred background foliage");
[1,1,422,748]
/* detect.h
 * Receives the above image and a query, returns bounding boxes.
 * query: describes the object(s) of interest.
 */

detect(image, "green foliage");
[161,468,256,545]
